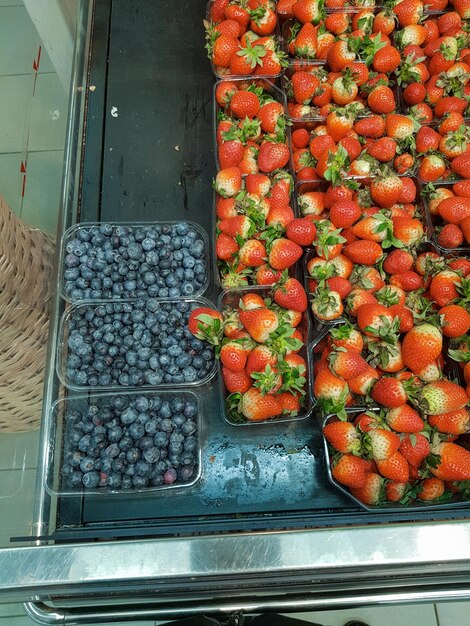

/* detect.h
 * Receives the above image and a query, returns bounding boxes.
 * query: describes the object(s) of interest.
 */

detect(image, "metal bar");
[3,522,470,599]
[32,0,94,544]
[23,586,470,625]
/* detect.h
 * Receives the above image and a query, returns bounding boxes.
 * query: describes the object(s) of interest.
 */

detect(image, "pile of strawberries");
[188,282,309,423]
[205,0,286,77]
[199,0,470,502]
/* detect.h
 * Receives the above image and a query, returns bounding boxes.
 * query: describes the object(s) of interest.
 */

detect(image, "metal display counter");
[1,0,470,623]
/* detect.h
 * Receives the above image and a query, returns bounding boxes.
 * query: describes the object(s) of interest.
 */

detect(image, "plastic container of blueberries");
[45,390,203,497]
[322,411,470,512]
[58,221,211,304]
[213,77,291,171]
[56,296,218,393]
[205,0,284,81]
[421,180,470,254]
[217,284,314,426]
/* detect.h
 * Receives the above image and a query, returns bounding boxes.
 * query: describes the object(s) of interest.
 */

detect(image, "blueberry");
[78,434,92,452]
[108,425,123,442]
[69,450,85,467]
[126,448,140,464]
[154,431,168,448]
[132,475,149,488]
[184,436,197,452]
[128,421,145,440]
[179,465,195,482]
[182,420,196,436]
[68,471,83,488]
[82,471,100,488]
[135,460,150,477]
[107,473,122,488]
[118,434,133,451]
[143,447,160,463]
[79,456,95,473]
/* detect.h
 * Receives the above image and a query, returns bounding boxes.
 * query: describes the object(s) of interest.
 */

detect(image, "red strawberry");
[376,451,409,482]
[273,276,308,312]
[254,264,283,286]
[386,481,410,502]
[385,404,424,433]
[239,387,282,421]
[383,249,414,275]
[268,238,303,270]
[212,34,240,68]
[285,218,316,246]
[230,90,261,118]
[239,307,279,343]
[219,215,255,239]
[438,224,464,249]
[440,304,470,338]
[356,302,395,338]
[291,70,320,104]
[328,349,369,381]
[215,167,242,197]
[367,84,396,114]
[222,367,252,394]
[343,240,383,265]
[371,378,408,408]
[428,408,470,435]
[415,125,441,153]
[323,421,362,454]
[329,200,361,229]
[429,270,461,307]
[418,380,469,414]
[292,0,323,23]
[370,173,403,208]
[348,365,380,396]
[331,454,369,489]
[399,433,431,467]
[418,477,445,501]
[258,141,290,173]
[216,232,239,261]
[220,340,250,372]
[429,442,470,481]
[438,196,470,225]
[365,428,401,461]
[188,307,223,345]
[239,239,266,267]
[330,322,364,352]
[293,22,319,58]
[418,154,447,182]
[402,323,442,373]
[246,344,277,375]
[350,472,385,505]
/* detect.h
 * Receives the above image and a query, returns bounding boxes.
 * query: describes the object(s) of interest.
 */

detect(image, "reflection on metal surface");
[2,523,470,599]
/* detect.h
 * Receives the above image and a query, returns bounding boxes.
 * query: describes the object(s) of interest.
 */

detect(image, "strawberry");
[292,0,323,24]
[418,477,445,501]
[327,40,356,72]
[392,216,424,247]
[215,80,238,106]
[278,391,302,415]
[222,367,252,394]
[383,249,414,275]
[330,322,364,352]
[311,288,344,321]
[254,264,283,286]
[367,85,396,114]
[393,0,423,27]
[366,137,397,163]
[266,204,295,228]
[417,379,468,414]
[291,71,320,104]
[429,442,470,481]
[348,365,380,396]
[402,323,442,373]
[230,90,261,118]
[428,408,470,435]
[331,454,369,489]
[370,173,403,208]
[331,69,359,106]
[385,404,424,433]
[354,115,386,138]
[251,363,283,395]
[385,113,417,140]
[188,307,223,345]
[238,387,282,421]
[229,42,267,75]
[294,22,319,58]
[343,240,383,265]
[403,82,426,105]
[216,233,239,261]
[438,196,470,225]
[376,451,409,482]
[329,200,361,229]
[364,428,401,461]
[385,481,410,502]
[328,349,369,381]
[215,167,243,197]
[211,34,240,68]
[220,340,250,372]
[246,344,277,375]
[219,215,255,239]
[257,141,290,173]
[418,154,447,182]
[273,276,308,312]
[371,377,408,408]
[399,433,431,467]
[440,304,470,337]
[323,421,362,454]
[240,293,265,310]
[268,238,303,270]
[350,472,385,506]
[356,302,395,338]
[415,125,441,153]
[313,366,349,406]
[258,101,285,134]
[373,45,401,73]
[286,218,316,246]
[429,269,461,307]
[239,306,279,343]
[239,239,266,267]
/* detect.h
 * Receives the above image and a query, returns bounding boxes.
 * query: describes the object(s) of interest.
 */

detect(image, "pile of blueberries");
[63,222,207,301]
[64,300,215,387]
[60,394,199,490]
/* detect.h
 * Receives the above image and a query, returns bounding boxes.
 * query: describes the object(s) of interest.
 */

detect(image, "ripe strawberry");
[278,391,302,415]
[188,307,223,345]
[371,377,408,408]
[373,46,401,73]
[354,115,386,138]
[222,367,252,394]
[394,0,423,26]
[266,204,295,228]
[292,128,310,150]
[327,40,356,72]
[403,82,426,105]
[440,304,470,337]
[239,387,282,421]
[328,349,369,381]
[418,154,447,182]
[389,270,424,292]
[385,481,410,502]
[367,85,396,114]
[356,302,394,338]
[257,141,290,173]
[291,70,320,104]
[385,404,424,433]
[239,239,266,267]
[331,454,369,489]
[313,365,349,403]
[246,344,277,375]
[216,232,239,261]
[418,380,468,414]
[418,477,445,501]
[286,218,316,246]
[430,441,470,481]
[329,199,361,229]
[230,90,260,118]
[402,323,443,374]
[212,34,240,68]
[366,137,397,163]
[330,322,364,353]
[376,451,409,482]
[215,167,243,197]
[370,174,403,208]
[364,428,401,461]
[429,269,461,307]
[268,238,303,270]
[350,472,385,505]
[461,217,470,244]
[219,215,255,239]
[323,421,362,454]
[348,365,380,396]
[450,153,470,178]
[240,293,266,310]
[383,249,414,275]
[399,432,431,467]
[294,22,319,58]
[343,240,383,265]
[438,196,470,225]
[239,307,279,343]
[220,340,249,372]
[415,125,441,153]
[292,0,323,23]
[273,276,308,312]
[385,114,417,140]
[428,408,470,435]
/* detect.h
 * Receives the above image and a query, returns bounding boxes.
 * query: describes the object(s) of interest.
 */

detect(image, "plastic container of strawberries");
[205,0,285,80]
[217,284,314,426]
[323,412,470,512]
[213,77,290,171]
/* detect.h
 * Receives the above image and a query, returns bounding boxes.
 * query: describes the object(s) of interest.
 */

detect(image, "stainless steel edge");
[32,0,94,542]
[1,522,470,600]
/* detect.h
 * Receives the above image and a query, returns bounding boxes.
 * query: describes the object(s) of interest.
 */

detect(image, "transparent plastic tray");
[217,284,314,425]
[422,180,470,254]
[45,390,203,496]
[56,296,218,392]
[59,221,210,303]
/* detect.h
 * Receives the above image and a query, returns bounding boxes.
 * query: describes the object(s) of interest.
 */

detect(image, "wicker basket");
[0,195,55,432]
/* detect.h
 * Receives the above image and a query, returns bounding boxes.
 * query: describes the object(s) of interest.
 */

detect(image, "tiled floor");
[1,2,470,626]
